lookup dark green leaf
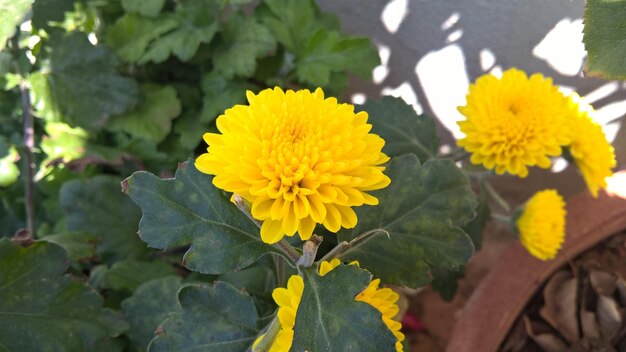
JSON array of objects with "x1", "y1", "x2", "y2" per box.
[
  {"x1": 296, "y1": 29, "x2": 379, "y2": 87},
  {"x1": 430, "y1": 266, "x2": 465, "y2": 302},
  {"x1": 60, "y1": 175, "x2": 148, "y2": 262},
  {"x1": 122, "y1": 160, "x2": 288, "y2": 274},
  {"x1": 108, "y1": 84, "x2": 182, "y2": 143},
  {"x1": 39, "y1": 231, "x2": 98, "y2": 261},
  {"x1": 583, "y1": 0, "x2": 626, "y2": 79},
  {"x1": 122, "y1": 0, "x2": 165, "y2": 18},
  {"x1": 463, "y1": 190, "x2": 490, "y2": 251},
  {"x1": 32, "y1": 0, "x2": 74, "y2": 30},
  {"x1": 0, "y1": 239, "x2": 128, "y2": 350},
  {"x1": 338, "y1": 154, "x2": 477, "y2": 287},
  {"x1": 259, "y1": 0, "x2": 322, "y2": 52},
  {"x1": 213, "y1": 15, "x2": 276, "y2": 77},
  {"x1": 200, "y1": 72, "x2": 252, "y2": 122},
  {"x1": 292, "y1": 265, "x2": 397, "y2": 351},
  {"x1": 100, "y1": 259, "x2": 178, "y2": 292},
  {"x1": 140, "y1": 1, "x2": 219, "y2": 63},
  {"x1": 121, "y1": 276, "x2": 185, "y2": 351},
  {"x1": 148, "y1": 282, "x2": 260, "y2": 351},
  {"x1": 357, "y1": 96, "x2": 439, "y2": 162},
  {"x1": 0, "y1": 0, "x2": 31, "y2": 51},
  {"x1": 30, "y1": 32, "x2": 139, "y2": 130},
  {"x1": 106, "y1": 14, "x2": 178, "y2": 63}
]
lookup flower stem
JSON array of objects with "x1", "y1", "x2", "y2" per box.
[
  {"x1": 482, "y1": 180, "x2": 510, "y2": 212},
  {"x1": 491, "y1": 213, "x2": 511, "y2": 224},
  {"x1": 318, "y1": 228, "x2": 389, "y2": 263},
  {"x1": 296, "y1": 235, "x2": 323, "y2": 267},
  {"x1": 232, "y1": 194, "x2": 301, "y2": 263},
  {"x1": 251, "y1": 315, "x2": 281, "y2": 352}
]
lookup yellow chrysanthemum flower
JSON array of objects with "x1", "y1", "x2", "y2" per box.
[
  {"x1": 565, "y1": 97, "x2": 616, "y2": 197},
  {"x1": 254, "y1": 275, "x2": 303, "y2": 352},
  {"x1": 320, "y1": 259, "x2": 405, "y2": 351},
  {"x1": 457, "y1": 68, "x2": 572, "y2": 177},
  {"x1": 195, "y1": 87, "x2": 391, "y2": 244},
  {"x1": 515, "y1": 189, "x2": 566, "y2": 260}
]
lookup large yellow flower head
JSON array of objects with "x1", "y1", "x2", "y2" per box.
[
  {"x1": 195, "y1": 87, "x2": 390, "y2": 244},
  {"x1": 565, "y1": 97, "x2": 616, "y2": 197},
  {"x1": 515, "y1": 189, "x2": 566, "y2": 261},
  {"x1": 457, "y1": 68, "x2": 572, "y2": 177},
  {"x1": 320, "y1": 259, "x2": 405, "y2": 351}
]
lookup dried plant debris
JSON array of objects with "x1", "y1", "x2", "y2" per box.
[{"x1": 501, "y1": 231, "x2": 626, "y2": 351}]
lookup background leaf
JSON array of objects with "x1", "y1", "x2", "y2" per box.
[
  {"x1": 148, "y1": 282, "x2": 260, "y2": 352},
  {"x1": 105, "y1": 14, "x2": 178, "y2": 63},
  {"x1": 213, "y1": 15, "x2": 276, "y2": 78},
  {"x1": 122, "y1": 160, "x2": 288, "y2": 274},
  {"x1": 121, "y1": 0, "x2": 165, "y2": 18},
  {"x1": 0, "y1": 0, "x2": 31, "y2": 50},
  {"x1": 291, "y1": 265, "x2": 397, "y2": 351},
  {"x1": 357, "y1": 96, "x2": 439, "y2": 162},
  {"x1": 30, "y1": 32, "x2": 139, "y2": 130},
  {"x1": 338, "y1": 154, "x2": 477, "y2": 288},
  {"x1": 121, "y1": 276, "x2": 185, "y2": 351},
  {"x1": 60, "y1": 175, "x2": 148, "y2": 262},
  {"x1": 99, "y1": 259, "x2": 178, "y2": 292},
  {"x1": 0, "y1": 239, "x2": 127, "y2": 350},
  {"x1": 39, "y1": 231, "x2": 98, "y2": 261},
  {"x1": 108, "y1": 84, "x2": 182, "y2": 143},
  {"x1": 583, "y1": 0, "x2": 626, "y2": 79},
  {"x1": 32, "y1": 0, "x2": 75, "y2": 30}
]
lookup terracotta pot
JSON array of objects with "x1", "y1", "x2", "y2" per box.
[{"x1": 446, "y1": 171, "x2": 626, "y2": 352}]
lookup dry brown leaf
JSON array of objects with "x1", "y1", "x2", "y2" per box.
[
  {"x1": 523, "y1": 315, "x2": 567, "y2": 352},
  {"x1": 590, "y1": 270, "x2": 617, "y2": 296},
  {"x1": 539, "y1": 271, "x2": 579, "y2": 343},
  {"x1": 597, "y1": 294, "x2": 623, "y2": 340}
]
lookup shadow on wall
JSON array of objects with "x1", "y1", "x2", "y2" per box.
[{"x1": 317, "y1": 0, "x2": 626, "y2": 179}]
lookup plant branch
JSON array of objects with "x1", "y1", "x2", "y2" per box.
[
  {"x1": 481, "y1": 180, "x2": 510, "y2": 212},
  {"x1": 318, "y1": 228, "x2": 390, "y2": 263}
]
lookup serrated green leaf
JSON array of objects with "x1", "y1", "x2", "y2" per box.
[
  {"x1": 108, "y1": 84, "x2": 181, "y2": 143},
  {"x1": 60, "y1": 175, "x2": 148, "y2": 262},
  {"x1": 338, "y1": 154, "x2": 477, "y2": 288},
  {"x1": 296, "y1": 29, "x2": 379, "y2": 87},
  {"x1": 122, "y1": 0, "x2": 165, "y2": 18},
  {"x1": 292, "y1": 265, "x2": 397, "y2": 351},
  {"x1": 106, "y1": 14, "x2": 178, "y2": 63},
  {"x1": 140, "y1": 1, "x2": 219, "y2": 63},
  {"x1": 357, "y1": 96, "x2": 439, "y2": 162},
  {"x1": 213, "y1": 15, "x2": 276, "y2": 78},
  {"x1": 259, "y1": 0, "x2": 321, "y2": 52},
  {"x1": 123, "y1": 160, "x2": 289, "y2": 274},
  {"x1": 121, "y1": 276, "x2": 185, "y2": 351},
  {"x1": 39, "y1": 231, "x2": 98, "y2": 261},
  {"x1": 148, "y1": 282, "x2": 260, "y2": 351},
  {"x1": 30, "y1": 32, "x2": 139, "y2": 130},
  {"x1": 0, "y1": 0, "x2": 31, "y2": 51},
  {"x1": 0, "y1": 239, "x2": 128, "y2": 350},
  {"x1": 32, "y1": 0, "x2": 74, "y2": 30},
  {"x1": 101, "y1": 259, "x2": 178, "y2": 292},
  {"x1": 583, "y1": 0, "x2": 626, "y2": 79}
]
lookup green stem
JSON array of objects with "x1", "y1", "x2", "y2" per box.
[
  {"x1": 251, "y1": 315, "x2": 281, "y2": 352},
  {"x1": 482, "y1": 180, "x2": 510, "y2": 212},
  {"x1": 491, "y1": 213, "x2": 511, "y2": 224},
  {"x1": 318, "y1": 228, "x2": 389, "y2": 263}
]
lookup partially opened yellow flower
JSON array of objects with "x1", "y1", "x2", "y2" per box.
[
  {"x1": 320, "y1": 259, "x2": 405, "y2": 351},
  {"x1": 457, "y1": 68, "x2": 572, "y2": 177},
  {"x1": 195, "y1": 87, "x2": 390, "y2": 244},
  {"x1": 565, "y1": 97, "x2": 616, "y2": 197},
  {"x1": 515, "y1": 189, "x2": 566, "y2": 260}
]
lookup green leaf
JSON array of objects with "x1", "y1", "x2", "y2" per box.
[
  {"x1": 0, "y1": 239, "x2": 128, "y2": 350},
  {"x1": 291, "y1": 265, "x2": 397, "y2": 351},
  {"x1": 101, "y1": 259, "x2": 178, "y2": 292},
  {"x1": 41, "y1": 121, "x2": 88, "y2": 163},
  {"x1": 583, "y1": 0, "x2": 626, "y2": 79},
  {"x1": 296, "y1": 29, "x2": 379, "y2": 87},
  {"x1": 430, "y1": 266, "x2": 465, "y2": 302},
  {"x1": 0, "y1": 0, "x2": 31, "y2": 51},
  {"x1": 122, "y1": 0, "x2": 165, "y2": 18},
  {"x1": 122, "y1": 160, "x2": 288, "y2": 275},
  {"x1": 357, "y1": 96, "x2": 439, "y2": 162},
  {"x1": 0, "y1": 144, "x2": 19, "y2": 187},
  {"x1": 338, "y1": 154, "x2": 477, "y2": 287},
  {"x1": 140, "y1": 1, "x2": 219, "y2": 63},
  {"x1": 199, "y1": 72, "x2": 252, "y2": 122},
  {"x1": 463, "y1": 190, "x2": 490, "y2": 251},
  {"x1": 259, "y1": 0, "x2": 322, "y2": 52},
  {"x1": 60, "y1": 175, "x2": 148, "y2": 262},
  {"x1": 108, "y1": 84, "x2": 182, "y2": 143},
  {"x1": 213, "y1": 15, "x2": 276, "y2": 77},
  {"x1": 39, "y1": 231, "x2": 98, "y2": 261},
  {"x1": 121, "y1": 276, "x2": 185, "y2": 351},
  {"x1": 32, "y1": 0, "x2": 74, "y2": 30},
  {"x1": 106, "y1": 14, "x2": 178, "y2": 63},
  {"x1": 30, "y1": 32, "x2": 139, "y2": 130},
  {"x1": 148, "y1": 282, "x2": 260, "y2": 351}
]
